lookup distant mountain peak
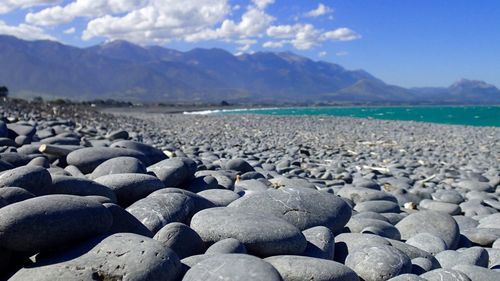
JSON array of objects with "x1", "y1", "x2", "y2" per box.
[{"x1": 450, "y1": 79, "x2": 497, "y2": 90}]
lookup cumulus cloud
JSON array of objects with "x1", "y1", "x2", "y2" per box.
[
  {"x1": 63, "y1": 27, "x2": 76, "y2": 34},
  {"x1": 0, "y1": 20, "x2": 54, "y2": 40},
  {"x1": 26, "y1": 0, "x2": 142, "y2": 26},
  {"x1": 252, "y1": 0, "x2": 274, "y2": 10},
  {"x1": 305, "y1": 3, "x2": 333, "y2": 17},
  {"x1": 336, "y1": 51, "x2": 349, "y2": 56},
  {"x1": 0, "y1": 0, "x2": 60, "y2": 14},
  {"x1": 318, "y1": 51, "x2": 327, "y2": 57},
  {"x1": 266, "y1": 24, "x2": 359, "y2": 50}
]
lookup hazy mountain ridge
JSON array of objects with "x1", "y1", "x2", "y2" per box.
[{"x1": 0, "y1": 35, "x2": 499, "y2": 104}]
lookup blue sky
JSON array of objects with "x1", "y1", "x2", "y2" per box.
[{"x1": 0, "y1": 0, "x2": 499, "y2": 88}]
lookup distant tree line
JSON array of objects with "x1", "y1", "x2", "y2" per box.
[{"x1": 0, "y1": 86, "x2": 8, "y2": 97}]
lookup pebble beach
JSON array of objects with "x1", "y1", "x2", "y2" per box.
[{"x1": 0, "y1": 99, "x2": 499, "y2": 281}]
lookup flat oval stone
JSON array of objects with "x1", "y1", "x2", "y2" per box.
[
  {"x1": 419, "y1": 199, "x2": 461, "y2": 215},
  {"x1": 346, "y1": 217, "x2": 401, "y2": 240},
  {"x1": 95, "y1": 173, "x2": 164, "y2": 207},
  {"x1": 126, "y1": 192, "x2": 194, "y2": 233},
  {"x1": 47, "y1": 175, "x2": 117, "y2": 203},
  {"x1": 478, "y1": 213, "x2": 500, "y2": 229},
  {"x1": 229, "y1": 187, "x2": 351, "y2": 232},
  {"x1": 396, "y1": 210, "x2": 460, "y2": 249},
  {"x1": 432, "y1": 189, "x2": 464, "y2": 204},
  {"x1": 89, "y1": 156, "x2": 147, "y2": 179},
  {"x1": 345, "y1": 245, "x2": 412, "y2": 281},
  {"x1": 452, "y1": 264, "x2": 500, "y2": 281},
  {"x1": 338, "y1": 186, "x2": 398, "y2": 204},
  {"x1": 0, "y1": 195, "x2": 112, "y2": 253},
  {"x1": 183, "y1": 254, "x2": 282, "y2": 281},
  {"x1": 190, "y1": 207, "x2": 307, "y2": 257},
  {"x1": 225, "y1": 158, "x2": 255, "y2": 173},
  {"x1": 387, "y1": 274, "x2": 427, "y2": 281},
  {"x1": 265, "y1": 255, "x2": 360, "y2": 281},
  {"x1": 205, "y1": 238, "x2": 247, "y2": 254},
  {"x1": 406, "y1": 233, "x2": 447, "y2": 255},
  {"x1": 354, "y1": 200, "x2": 400, "y2": 213},
  {"x1": 0, "y1": 186, "x2": 35, "y2": 204},
  {"x1": 421, "y1": 268, "x2": 471, "y2": 281},
  {"x1": 110, "y1": 140, "x2": 167, "y2": 165},
  {"x1": 66, "y1": 147, "x2": 148, "y2": 174},
  {"x1": 9, "y1": 233, "x2": 181, "y2": 281},
  {"x1": 147, "y1": 157, "x2": 196, "y2": 187},
  {"x1": 456, "y1": 180, "x2": 494, "y2": 192},
  {"x1": 0, "y1": 165, "x2": 51, "y2": 195},
  {"x1": 153, "y1": 222, "x2": 205, "y2": 259},
  {"x1": 197, "y1": 189, "x2": 240, "y2": 207},
  {"x1": 334, "y1": 233, "x2": 391, "y2": 263}
]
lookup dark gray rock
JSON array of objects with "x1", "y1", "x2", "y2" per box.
[
  {"x1": 435, "y1": 247, "x2": 489, "y2": 269},
  {"x1": 345, "y1": 245, "x2": 412, "y2": 281},
  {"x1": 411, "y1": 257, "x2": 438, "y2": 275},
  {"x1": 265, "y1": 255, "x2": 360, "y2": 281},
  {"x1": 229, "y1": 187, "x2": 351, "y2": 232},
  {"x1": 27, "y1": 156, "x2": 50, "y2": 168},
  {"x1": 185, "y1": 175, "x2": 218, "y2": 193},
  {"x1": 9, "y1": 233, "x2": 181, "y2": 281},
  {"x1": 302, "y1": 226, "x2": 335, "y2": 260},
  {"x1": 456, "y1": 180, "x2": 494, "y2": 192},
  {"x1": 190, "y1": 207, "x2": 307, "y2": 257},
  {"x1": 197, "y1": 189, "x2": 240, "y2": 207},
  {"x1": 103, "y1": 203, "x2": 153, "y2": 237},
  {"x1": 452, "y1": 264, "x2": 500, "y2": 280},
  {"x1": 66, "y1": 147, "x2": 148, "y2": 174},
  {"x1": 7, "y1": 123, "x2": 35, "y2": 139},
  {"x1": 95, "y1": 173, "x2": 164, "y2": 207},
  {"x1": 387, "y1": 274, "x2": 427, "y2": 281},
  {"x1": 419, "y1": 199, "x2": 461, "y2": 215},
  {"x1": 421, "y1": 268, "x2": 472, "y2": 281},
  {"x1": 110, "y1": 140, "x2": 167, "y2": 165},
  {"x1": 334, "y1": 233, "x2": 391, "y2": 263},
  {"x1": 0, "y1": 186, "x2": 35, "y2": 204},
  {"x1": 47, "y1": 175, "x2": 117, "y2": 203},
  {"x1": 354, "y1": 200, "x2": 400, "y2": 213},
  {"x1": 0, "y1": 195, "x2": 113, "y2": 253},
  {"x1": 0, "y1": 152, "x2": 34, "y2": 167},
  {"x1": 225, "y1": 158, "x2": 255, "y2": 173},
  {"x1": 338, "y1": 186, "x2": 398, "y2": 204},
  {"x1": 126, "y1": 192, "x2": 194, "y2": 233},
  {"x1": 461, "y1": 228, "x2": 500, "y2": 246},
  {"x1": 0, "y1": 165, "x2": 51, "y2": 195},
  {"x1": 205, "y1": 238, "x2": 247, "y2": 254},
  {"x1": 396, "y1": 210, "x2": 460, "y2": 249},
  {"x1": 406, "y1": 233, "x2": 448, "y2": 255},
  {"x1": 89, "y1": 156, "x2": 147, "y2": 179},
  {"x1": 346, "y1": 217, "x2": 401, "y2": 240},
  {"x1": 147, "y1": 157, "x2": 196, "y2": 187},
  {"x1": 153, "y1": 222, "x2": 205, "y2": 259},
  {"x1": 106, "y1": 129, "x2": 129, "y2": 140},
  {"x1": 182, "y1": 254, "x2": 282, "y2": 281}
]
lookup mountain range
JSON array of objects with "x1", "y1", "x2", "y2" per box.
[{"x1": 0, "y1": 35, "x2": 499, "y2": 104}]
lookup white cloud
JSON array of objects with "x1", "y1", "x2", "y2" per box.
[
  {"x1": 0, "y1": 20, "x2": 54, "y2": 40},
  {"x1": 321, "y1": 27, "x2": 361, "y2": 41},
  {"x1": 252, "y1": 0, "x2": 274, "y2": 10},
  {"x1": 318, "y1": 51, "x2": 327, "y2": 57},
  {"x1": 26, "y1": 0, "x2": 142, "y2": 26},
  {"x1": 262, "y1": 40, "x2": 285, "y2": 48},
  {"x1": 336, "y1": 51, "x2": 349, "y2": 56},
  {"x1": 63, "y1": 27, "x2": 76, "y2": 34},
  {"x1": 0, "y1": 0, "x2": 60, "y2": 14},
  {"x1": 306, "y1": 3, "x2": 333, "y2": 17}
]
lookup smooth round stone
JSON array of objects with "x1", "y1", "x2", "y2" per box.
[
  {"x1": 150, "y1": 188, "x2": 215, "y2": 216},
  {"x1": 66, "y1": 147, "x2": 148, "y2": 174},
  {"x1": 195, "y1": 170, "x2": 234, "y2": 190},
  {"x1": 0, "y1": 195, "x2": 112, "y2": 253},
  {"x1": 354, "y1": 200, "x2": 400, "y2": 213},
  {"x1": 153, "y1": 222, "x2": 205, "y2": 259},
  {"x1": 353, "y1": 211, "x2": 391, "y2": 222},
  {"x1": 183, "y1": 254, "x2": 281, "y2": 281},
  {"x1": 432, "y1": 189, "x2": 464, "y2": 204},
  {"x1": 419, "y1": 199, "x2": 461, "y2": 215},
  {"x1": 95, "y1": 173, "x2": 164, "y2": 207},
  {"x1": 126, "y1": 192, "x2": 194, "y2": 233},
  {"x1": 205, "y1": 238, "x2": 247, "y2": 254},
  {"x1": 9, "y1": 233, "x2": 181, "y2": 281},
  {"x1": 478, "y1": 213, "x2": 500, "y2": 229},
  {"x1": 346, "y1": 217, "x2": 401, "y2": 240},
  {"x1": 387, "y1": 274, "x2": 427, "y2": 281},
  {"x1": 386, "y1": 239, "x2": 438, "y2": 262},
  {"x1": 338, "y1": 186, "x2": 398, "y2": 204},
  {"x1": 345, "y1": 245, "x2": 412, "y2": 281},
  {"x1": 106, "y1": 129, "x2": 129, "y2": 140},
  {"x1": 197, "y1": 189, "x2": 240, "y2": 207},
  {"x1": 435, "y1": 247, "x2": 489, "y2": 269},
  {"x1": 461, "y1": 228, "x2": 500, "y2": 246},
  {"x1": 27, "y1": 156, "x2": 50, "y2": 168},
  {"x1": 265, "y1": 255, "x2": 360, "y2": 281},
  {"x1": 47, "y1": 175, "x2": 117, "y2": 203},
  {"x1": 0, "y1": 152, "x2": 34, "y2": 167},
  {"x1": 234, "y1": 179, "x2": 269, "y2": 195},
  {"x1": 185, "y1": 175, "x2": 218, "y2": 193},
  {"x1": 103, "y1": 203, "x2": 153, "y2": 238},
  {"x1": 396, "y1": 210, "x2": 460, "y2": 249},
  {"x1": 0, "y1": 186, "x2": 35, "y2": 204},
  {"x1": 269, "y1": 177, "x2": 317, "y2": 190},
  {"x1": 334, "y1": 233, "x2": 391, "y2": 263},
  {"x1": 7, "y1": 123, "x2": 35, "y2": 138},
  {"x1": 456, "y1": 180, "x2": 494, "y2": 192},
  {"x1": 406, "y1": 233, "x2": 447, "y2": 255},
  {"x1": 147, "y1": 157, "x2": 196, "y2": 187},
  {"x1": 493, "y1": 238, "x2": 500, "y2": 249},
  {"x1": 0, "y1": 165, "x2": 51, "y2": 195},
  {"x1": 110, "y1": 140, "x2": 167, "y2": 165},
  {"x1": 302, "y1": 226, "x2": 335, "y2": 260},
  {"x1": 453, "y1": 215, "x2": 479, "y2": 231},
  {"x1": 229, "y1": 187, "x2": 352, "y2": 232},
  {"x1": 452, "y1": 264, "x2": 500, "y2": 281},
  {"x1": 411, "y1": 257, "x2": 438, "y2": 275},
  {"x1": 382, "y1": 213, "x2": 408, "y2": 225},
  {"x1": 486, "y1": 248, "x2": 500, "y2": 269},
  {"x1": 89, "y1": 156, "x2": 146, "y2": 179},
  {"x1": 190, "y1": 207, "x2": 307, "y2": 257},
  {"x1": 225, "y1": 158, "x2": 255, "y2": 173},
  {"x1": 421, "y1": 268, "x2": 472, "y2": 281}
]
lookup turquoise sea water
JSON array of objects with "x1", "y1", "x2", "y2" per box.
[{"x1": 218, "y1": 106, "x2": 500, "y2": 127}]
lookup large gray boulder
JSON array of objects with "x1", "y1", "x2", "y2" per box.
[
  {"x1": 66, "y1": 147, "x2": 148, "y2": 174},
  {"x1": 0, "y1": 165, "x2": 51, "y2": 195}
]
